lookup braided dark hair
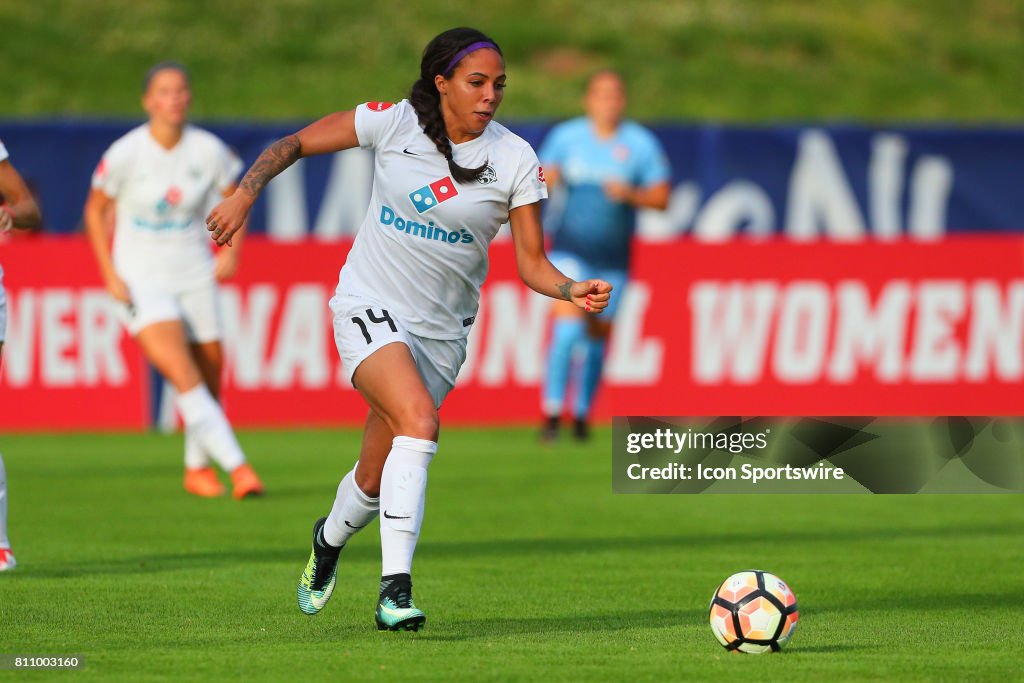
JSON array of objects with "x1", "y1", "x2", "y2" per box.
[{"x1": 409, "y1": 28, "x2": 502, "y2": 184}]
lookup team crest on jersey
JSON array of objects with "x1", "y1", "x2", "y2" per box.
[
  {"x1": 409, "y1": 176, "x2": 459, "y2": 214},
  {"x1": 366, "y1": 101, "x2": 395, "y2": 112},
  {"x1": 156, "y1": 186, "x2": 183, "y2": 214},
  {"x1": 476, "y1": 164, "x2": 497, "y2": 185}
]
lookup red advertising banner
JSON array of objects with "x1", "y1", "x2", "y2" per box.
[
  {"x1": 622, "y1": 237, "x2": 1024, "y2": 416},
  {"x1": 0, "y1": 236, "x2": 148, "y2": 429},
  {"x1": 1, "y1": 236, "x2": 1022, "y2": 431}
]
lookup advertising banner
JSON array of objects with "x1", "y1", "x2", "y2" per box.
[
  {"x1": 2, "y1": 236, "x2": 1020, "y2": 430},
  {"x1": 2, "y1": 121, "x2": 1022, "y2": 241}
]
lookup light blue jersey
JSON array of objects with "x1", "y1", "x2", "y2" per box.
[{"x1": 539, "y1": 117, "x2": 670, "y2": 271}]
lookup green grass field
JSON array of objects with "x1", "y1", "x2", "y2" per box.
[
  {"x1": 1, "y1": 428, "x2": 1023, "y2": 681},
  {"x1": 1, "y1": 0, "x2": 1022, "y2": 121}
]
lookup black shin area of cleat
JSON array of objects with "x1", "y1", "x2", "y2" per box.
[
  {"x1": 309, "y1": 518, "x2": 342, "y2": 589},
  {"x1": 379, "y1": 573, "x2": 412, "y2": 599},
  {"x1": 313, "y1": 517, "x2": 343, "y2": 553}
]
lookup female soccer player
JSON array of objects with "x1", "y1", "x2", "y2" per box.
[
  {"x1": 84, "y1": 63, "x2": 263, "y2": 499},
  {"x1": 538, "y1": 70, "x2": 671, "y2": 441},
  {"x1": 0, "y1": 137, "x2": 43, "y2": 571},
  {"x1": 206, "y1": 27, "x2": 612, "y2": 631}
]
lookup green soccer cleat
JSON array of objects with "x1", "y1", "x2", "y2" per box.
[
  {"x1": 296, "y1": 517, "x2": 342, "y2": 615},
  {"x1": 375, "y1": 573, "x2": 426, "y2": 631}
]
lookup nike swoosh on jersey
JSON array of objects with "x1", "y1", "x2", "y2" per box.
[{"x1": 402, "y1": 148, "x2": 421, "y2": 156}]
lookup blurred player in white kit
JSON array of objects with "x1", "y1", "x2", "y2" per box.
[
  {"x1": 84, "y1": 63, "x2": 264, "y2": 500},
  {"x1": 0, "y1": 137, "x2": 43, "y2": 570}
]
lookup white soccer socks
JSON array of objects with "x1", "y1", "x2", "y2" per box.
[
  {"x1": 323, "y1": 468, "x2": 380, "y2": 547},
  {"x1": 0, "y1": 454, "x2": 9, "y2": 548},
  {"x1": 184, "y1": 433, "x2": 211, "y2": 469},
  {"x1": 379, "y1": 436, "x2": 437, "y2": 577},
  {"x1": 175, "y1": 383, "x2": 246, "y2": 473}
]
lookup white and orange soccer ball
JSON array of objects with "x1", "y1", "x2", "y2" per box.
[{"x1": 709, "y1": 570, "x2": 799, "y2": 653}]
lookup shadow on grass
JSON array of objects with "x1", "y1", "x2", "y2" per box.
[
  {"x1": 14, "y1": 519, "x2": 1019, "y2": 582},
  {"x1": 787, "y1": 644, "x2": 869, "y2": 654},
  {"x1": 415, "y1": 608, "x2": 706, "y2": 641}
]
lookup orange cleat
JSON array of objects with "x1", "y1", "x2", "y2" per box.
[
  {"x1": 230, "y1": 464, "x2": 265, "y2": 500},
  {"x1": 184, "y1": 467, "x2": 226, "y2": 498},
  {"x1": 0, "y1": 547, "x2": 16, "y2": 571}
]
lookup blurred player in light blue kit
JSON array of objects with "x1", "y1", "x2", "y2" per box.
[
  {"x1": 538, "y1": 70, "x2": 671, "y2": 441},
  {"x1": 0, "y1": 138, "x2": 43, "y2": 571}
]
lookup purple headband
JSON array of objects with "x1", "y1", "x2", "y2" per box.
[{"x1": 444, "y1": 41, "x2": 498, "y2": 76}]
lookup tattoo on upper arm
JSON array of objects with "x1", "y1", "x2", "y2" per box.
[
  {"x1": 239, "y1": 135, "x2": 302, "y2": 197},
  {"x1": 557, "y1": 280, "x2": 574, "y2": 301}
]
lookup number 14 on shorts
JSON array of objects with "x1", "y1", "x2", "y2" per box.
[{"x1": 351, "y1": 308, "x2": 398, "y2": 344}]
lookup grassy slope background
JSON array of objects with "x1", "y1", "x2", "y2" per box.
[{"x1": 1, "y1": 0, "x2": 1022, "y2": 122}]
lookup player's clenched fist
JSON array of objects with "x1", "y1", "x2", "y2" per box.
[{"x1": 571, "y1": 279, "x2": 613, "y2": 314}]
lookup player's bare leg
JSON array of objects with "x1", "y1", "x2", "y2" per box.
[
  {"x1": 359, "y1": 343, "x2": 437, "y2": 630},
  {"x1": 0, "y1": 342, "x2": 11, "y2": 570},
  {"x1": 136, "y1": 322, "x2": 260, "y2": 498},
  {"x1": 298, "y1": 411, "x2": 389, "y2": 615},
  {"x1": 298, "y1": 344, "x2": 434, "y2": 629},
  {"x1": 0, "y1": 449, "x2": 13, "y2": 572}
]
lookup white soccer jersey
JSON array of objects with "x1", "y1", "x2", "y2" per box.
[
  {"x1": 92, "y1": 125, "x2": 242, "y2": 288},
  {"x1": 340, "y1": 100, "x2": 548, "y2": 339}
]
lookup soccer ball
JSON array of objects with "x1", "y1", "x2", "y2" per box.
[{"x1": 709, "y1": 570, "x2": 799, "y2": 653}]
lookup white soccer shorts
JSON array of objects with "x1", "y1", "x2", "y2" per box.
[
  {"x1": 117, "y1": 280, "x2": 223, "y2": 342},
  {"x1": 330, "y1": 292, "x2": 467, "y2": 409}
]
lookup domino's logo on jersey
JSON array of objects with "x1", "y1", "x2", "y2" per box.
[
  {"x1": 379, "y1": 205, "x2": 475, "y2": 246},
  {"x1": 409, "y1": 177, "x2": 459, "y2": 214}
]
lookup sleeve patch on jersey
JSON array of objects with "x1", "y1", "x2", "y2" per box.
[
  {"x1": 538, "y1": 165, "x2": 546, "y2": 184},
  {"x1": 94, "y1": 158, "x2": 107, "y2": 180},
  {"x1": 366, "y1": 101, "x2": 395, "y2": 112}
]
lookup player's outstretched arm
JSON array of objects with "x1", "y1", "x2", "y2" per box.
[
  {"x1": 508, "y1": 202, "x2": 612, "y2": 314},
  {"x1": 0, "y1": 159, "x2": 41, "y2": 231},
  {"x1": 206, "y1": 109, "x2": 359, "y2": 246},
  {"x1": 83, "y1": 188, "x2": 129, "y2": 303},
  {"x1": 603, "y1": 179, "x2": 671, "y2": 210}
]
